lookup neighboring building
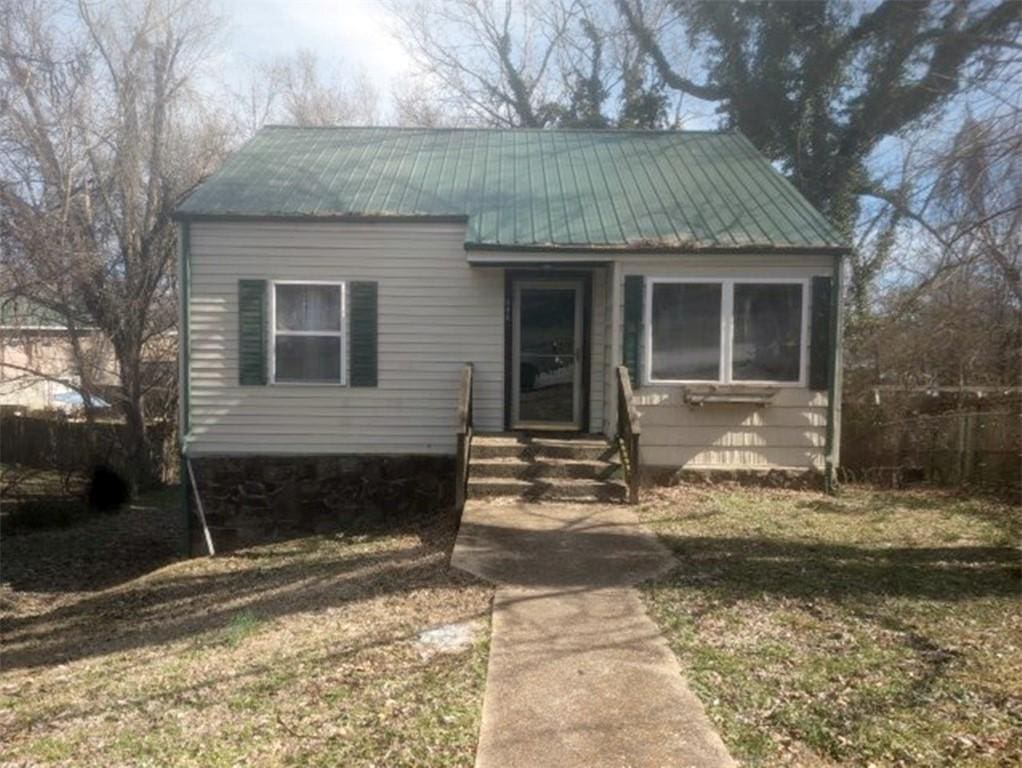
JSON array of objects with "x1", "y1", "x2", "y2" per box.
[
  {"x1": 0, "y1": 296, "x2": 174, "y2": 415},
  {"x1": 175, "y1": 127, "x2": 846, "y2": 544},
  {"x1": 0, "y1": 296, "x2": 114, "y2": 412}
]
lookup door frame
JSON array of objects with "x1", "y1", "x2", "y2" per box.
[{"x1": 504, "y1": 270, "x2": 592, "y2": 432}]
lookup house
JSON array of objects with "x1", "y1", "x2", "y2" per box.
[
  {"x1": 0, "y1": 295, "x2": 175, "y2": 416},
  {"x1": 0, "y1": 296, "x2": 115, "y2": 413},
  {"x1": 174, "y1": 127, "x2": 846, "y2": 544}
]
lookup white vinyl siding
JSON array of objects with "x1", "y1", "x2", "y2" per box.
[
  {"x1": 185, "y1": 224, "x2": 830, "y2": 465},
  {"x1": 186, "y1": 221, "x2": 505, "y2": 455},
  {"x1": 617, "y1": 255, "x2": 833, "y2": 471}
]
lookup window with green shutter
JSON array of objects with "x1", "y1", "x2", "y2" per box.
[{"x1": 249, "y1": 280, "x2": 379, "y2": 387}]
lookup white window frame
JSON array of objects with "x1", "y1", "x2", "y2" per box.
[
  {"x1": 269, "y1": 280, "x2": 347, "y2": 386},
  {"x1": 644, "y1": 277, "x2": 809, "y2": 388}
]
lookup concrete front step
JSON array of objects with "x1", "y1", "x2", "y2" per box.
[
  {"x1": 468, "y1": 477, "x2": 628, "y2": 502},
  {"x1": 470, "y1": 457, "x2": 622, "y2": 480},
  {"x1": 471, "y1": 434, "x2": 616, "y2": 461}
]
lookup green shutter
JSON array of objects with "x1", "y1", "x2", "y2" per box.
[
  {"x1": 809, "y1": 276, "x2": 832, "y2": 391},
  {"x1": 622, "y1": 275, "x2": 644, "y2": 387},
  {"x1": 238, "y1": 279, "x2": 267, "y2": 385},
  {"x1": 349, "y1": 281, "x2": 378, "y2": 387}
]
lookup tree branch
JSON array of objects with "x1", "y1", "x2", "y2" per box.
[{"x1": 614, "y1": 0, "x2": 724, "y2": 102}]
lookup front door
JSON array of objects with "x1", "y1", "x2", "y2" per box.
[{"x1": 512, "y1": 281, "x2": 583, "y2": 430}]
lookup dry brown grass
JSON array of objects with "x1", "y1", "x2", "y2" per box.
[
  {"x1": 0, "y1": 501, "x2": 492, "y2": 767},
  {"x1": 640, "y1": 484, "x2": 1021, "y2": 767}
]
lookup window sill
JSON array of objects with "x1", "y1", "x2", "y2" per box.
[{"x1": 681, "y1": 384, "x2": 780, "y2": 407}]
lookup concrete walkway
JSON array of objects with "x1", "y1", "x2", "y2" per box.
[{"x1": 453, "y1": 501, "x2": 735, "y2": 768}]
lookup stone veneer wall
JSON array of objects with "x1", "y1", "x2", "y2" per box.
[
  {"x1": 186, "y1": 454, "x2": 455, "y2": 553},
  {"x1": 643, "y1": 466, "x2": 826, "y2": 492}
]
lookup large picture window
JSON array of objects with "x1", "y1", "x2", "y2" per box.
[
  {"x1": 650, "y1": 282, "x2": 722, "y2": 381},
  {"x1": 646, "y1": 278, "x2": 807, "y2": 386},
  {"x1": 271, "y1": 282, "x2": 345, "y2": 383}
]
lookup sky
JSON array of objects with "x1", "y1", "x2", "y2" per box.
[{"x1": 215, "y1": 0, "x2": 412, "y2": 118}]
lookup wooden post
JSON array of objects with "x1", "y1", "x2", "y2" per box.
[
  {"x1": 454, "y1": 363, "x2": 474, "y2": 514},
  {"x1": 616, "y1": 365, "x2": 642, "y2": 505},
  {"x1": 454, "y1": 432, "x2": 467, "y2": 512}
]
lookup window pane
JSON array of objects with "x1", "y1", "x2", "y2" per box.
[
  {"x1": 276, "y1": 284, "x2": 341, "y2": 331},
  {"x1": 732, "y1": 283, "x2": 802, "y2": 382},
  {"x1": 275, "y1": 336, "x2": 341, "y2": 382},
  {"x1": 520, "y1": 288, "x2": 575, "y2": 354},
  {"x1": 651, "y1": 283, "x2": 722, "y2": 381}
]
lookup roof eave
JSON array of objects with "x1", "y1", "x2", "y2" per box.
[
  {"x1": 171, "y1": 212, "x2": 472, "y2": 224},
  {"x1": 463, "y1": 241, "x2": 852, "y2": 256}
]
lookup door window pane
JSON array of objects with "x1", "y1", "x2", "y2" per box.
[
  {"x1": 517, "y1": 286, "x2": 577, "y2": 424},
  {"x1": 519, "y1": 353, "x2": 575, "y2": 423},
  {"x1": 732, "y1": 283, "x2": 802, "y2": 382},
  {"x1": 276, "y1": 284, "x2": 341, "y2": 331},
  {"x1": 275, "y1": 336, "x2": 341, "y2": 382},
  {"x1": 650, "y1": 283, "x2": 722, "y2": 381},
  {"x1": 520, "y1": 288, "x2": 575, "y2": 354}
]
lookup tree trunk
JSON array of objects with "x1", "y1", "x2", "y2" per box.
[{"x1": 114, "y1": 340, "x2": 158, "y2": 491}]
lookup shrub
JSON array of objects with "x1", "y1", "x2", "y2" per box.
[{"x1": 87, "y1": 465, "x2": 130, "y2": 512}]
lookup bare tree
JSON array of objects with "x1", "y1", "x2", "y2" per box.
[
  {"x1": 224, "y1": 48, "x2": 381, "y2": 138},
  {"x1": 392, "y1": 80, "x2": 459, "y2": 128},
  {"x1": 385, "y1": 0, "x2": 677, "y2": 128},
  {"x1": 0, "y1": 0, "x2": 225, "y2": 488},
  {"x1": 618, "y1": 0, "x2": 1022, "y2": 321},
  {"x1": 384, "y1": 0, "x2": 587, "y2": 126},
  {"x1": 861, "y1": 114, "x2": 1021, "y2": 382}
]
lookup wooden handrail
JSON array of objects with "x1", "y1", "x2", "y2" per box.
[
  {"x1": 616, "y1": 365, "x2": 641, "y2": 504},
  {"x1": 454, "y1": 363, "x2": 474, "y2": 512}
]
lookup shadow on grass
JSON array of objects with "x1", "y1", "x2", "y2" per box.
[
  {"x1": 1, "y1": 515, "x2": 471, "y2": 671},
  {"x1": 655, "y1": 534, "x2": 1021, "y2": 602},
  {"x1": 1, "y1": 491, "x2": 186, "y2": 594}
]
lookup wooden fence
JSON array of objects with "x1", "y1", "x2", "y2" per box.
[
  {"x1": 0, "y1": 413, "x2": 175, "y2": 485},
  {"x1": 842, "y1": 399, "x2": 1020, "y2": 491}
]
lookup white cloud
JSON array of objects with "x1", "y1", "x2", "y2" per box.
[
  {"x1": 217, "y1": 0, "x2": 413, "y2": 115},
  {"x1": 282, "y1": 0, "x2": 412, "y2": 83}
]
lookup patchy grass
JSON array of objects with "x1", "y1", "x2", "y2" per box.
[
  {"x1": 639, "y1": 485, "x2": 1021, "y2": 767},
  {"x1": 0, "y1": 506, "x2": 492, "y2": 767}
]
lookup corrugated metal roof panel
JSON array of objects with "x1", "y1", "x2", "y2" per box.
[{"x1": 176, "y1": 126, "x2": 847, "y2": 252}]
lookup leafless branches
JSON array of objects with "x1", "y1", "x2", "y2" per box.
[{"x1": 0, "y1": 0, "x2": 223, "y2": 486}]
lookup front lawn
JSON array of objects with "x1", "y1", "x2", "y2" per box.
[
  {"x1": 640, "y1": 485, "x2": 1021, "y2": 767},
  {"x1": 0, "y1": 496, "x2": 491, "y2": 767}
]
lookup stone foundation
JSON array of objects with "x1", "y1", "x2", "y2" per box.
[
  {"x1": 644, "y1": 466, "x2": 826, "y2": 492},
  {"x1": 186, "y1": 454, "x2": 455, "y2": 553}
]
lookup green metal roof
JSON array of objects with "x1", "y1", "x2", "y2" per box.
[{"x1": 176, "y1": 126, "x2": 847, "y2": 253}]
